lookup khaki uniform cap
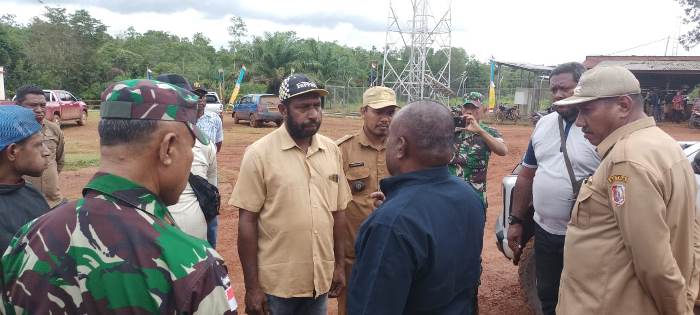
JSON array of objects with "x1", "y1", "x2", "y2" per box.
[
  {"x1": 363, "y1": 87, "x2": 397, "y2": 109},
  {"x1": 554, "y1": 66, "x2": 641, "y2": 106}
]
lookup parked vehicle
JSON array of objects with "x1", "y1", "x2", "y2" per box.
[
  {"x1": 232, "y1": 94, "x2": 283, "y2": 128},
  {"x1": 43, "y1": 90, "x2": 87, "y2": 127},
  {"x1": 494, "y1": 141, "x2": 700, "y2": 315},
  {"x1": 689, "y1": 102, "x2": 700, "y2": 129},
  {"x1": 495, "y1": 104, "x2": 520, "y2": 123},
  {"x1": 530, "y1": 106, "x2": 553, "y2": 126},
  {"x1": 1, "y1": 90, "x2": 87, "y2": 127},
  {"x1": 205, "y1": 92, "x2": 224, "y2": 120}
]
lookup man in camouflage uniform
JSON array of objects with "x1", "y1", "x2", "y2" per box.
[
  {"x1": 1, "y1": 79, "x2": 238, "y2": 314},
  {"x1": 448, "y1": 92, "x2": 508, "y2": 208},
  {"x1": 14, "y1": 85, "x2": 66, "y2": 208},
  {"x1": 335, "y1": 86, "x2": 398, "y2": 315}
]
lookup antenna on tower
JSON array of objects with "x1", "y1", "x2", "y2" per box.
[{"x1": 381, "y1": 0, "x2": 453, "y2": 104}]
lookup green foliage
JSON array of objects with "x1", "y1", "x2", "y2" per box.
[{"x1": 677, "y1": 0, "x2": 700, "y2": 48}]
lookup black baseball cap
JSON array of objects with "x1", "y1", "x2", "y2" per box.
[
  {"x1": 156, "y1": 73, "x2": 207, "y2": 98},
  {"x1": 278, "y1": 74, "x2": 328, "y2": 101}
]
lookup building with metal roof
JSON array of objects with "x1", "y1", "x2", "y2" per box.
[{"x1": 583, "y1": 56, "x2": 700, "y2": 91}]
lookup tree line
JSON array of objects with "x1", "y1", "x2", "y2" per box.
[{"x1": 0, "y1": 7, "x2": 498, "y2": 101}]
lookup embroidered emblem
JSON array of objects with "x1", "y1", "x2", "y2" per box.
[
  {"x1": 611, "y1": 183, "x2": 626, "y2": 206},
  {"x1": 221, "y1": 275, "x2": 238, "y2": 312},
  {"x1": 329, "y1": 174, "x2": 339, "y2": 183},
  {"x1": 349, "y1": 162, "x2": 365, "y2": 168},
  {"x1": 607, "y1": 175, "x2": 629, "y2": 183}
]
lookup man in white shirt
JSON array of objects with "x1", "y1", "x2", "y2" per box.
[
  {"x1": 168, "y1": 139, "x2": 218, "y2": 240},
  {"x1": 507, "y1": 62, "x2": 600, "y2": 315}
]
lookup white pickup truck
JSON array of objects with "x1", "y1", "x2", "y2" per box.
[{"x1": 495, "y1": 141, "x2": 700, "y2": 315}]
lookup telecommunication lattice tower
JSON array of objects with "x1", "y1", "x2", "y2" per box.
[{"x1": 381, "y1": 0, "x2": 453, "y2": 104}]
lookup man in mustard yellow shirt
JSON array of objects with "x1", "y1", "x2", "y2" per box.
[
  {"x1": 230, "y1": 74, "x2": 352, "y2": 315},
  {"x1": 554, "y1": 66, "x2": 699, "y2": 315}
]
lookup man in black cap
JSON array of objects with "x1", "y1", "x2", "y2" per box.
[
  {"x1": 157, "y1": 74, "x2": 223, "y2": 248},
  {"x1": 230, "y1": 74, "x2": 352, "y2": 315}
]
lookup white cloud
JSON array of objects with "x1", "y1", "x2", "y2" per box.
[{"x1": 2, "y1": 0, "x2": 700, "y2": 65}]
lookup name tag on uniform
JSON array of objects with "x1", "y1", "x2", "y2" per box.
[{"x1": 349, "y1": 162, "x2": 364, "y2": 168}]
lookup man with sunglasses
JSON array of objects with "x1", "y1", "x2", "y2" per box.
[{"x1": 335, "y1": 86, "x2": 399, "y2": 315}]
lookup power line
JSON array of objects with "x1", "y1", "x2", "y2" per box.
[{"x1": 606, "y1": 37, "x2": 668, "y2": 56}]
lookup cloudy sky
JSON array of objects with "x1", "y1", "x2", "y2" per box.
[{"x1": 2, "y1": 0, "x2": 700, "y2": 65}]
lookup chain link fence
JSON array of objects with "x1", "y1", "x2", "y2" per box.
[{"x1": 322, "y1": 85, "x2": 553, "y2": 117}]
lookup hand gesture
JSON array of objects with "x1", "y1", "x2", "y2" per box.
[
  {"x1": 328, "y1": 264, "x2": 346, "y2": 298},
  {"x1": 370, "y1": 191, "x2": 386, "y2": 208},
  {"x1": 463, "y1": 114, "x2": 483, "y2": 134},
  {"x1": 507, "y1": 224, "x2": 524, "y2": 265},
  {"x1": 244, "y1": 286, "x2": 269, "y2": 315}
]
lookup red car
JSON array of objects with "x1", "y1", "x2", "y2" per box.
[
  {"x1": 42, "y1": 90, "x2": 88, "y2": 127},
  {"x1": 1, "y1": 90, "x2": 88, "y2": 127}
]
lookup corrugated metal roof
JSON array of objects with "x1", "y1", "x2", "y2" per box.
[
  {"x1": 493, "y1": 61, "x2": 554, "y2": 73},
  {"x1": 594, "y1": 60, "x2": 700, "y2": 72}
]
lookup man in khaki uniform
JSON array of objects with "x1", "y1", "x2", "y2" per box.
[
  {"x1": 335, "y1": 86, "x2": 398, "y2": 314},
  {"x1": 230, "y1": 74, "x2": 352, "y2": 315},
  {"x1": 554, "y1": 66, "x2": 700, "y2": 315},
  {"x1": 15, "y1": 85, "x2": 65, "y2": 208}
]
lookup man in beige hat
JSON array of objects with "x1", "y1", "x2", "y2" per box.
[
  {"x1": 335, "y1": 86, "x2": 399, "y2": 315},
  {"x1": 554, "y1": 66, "x2": 699, "y2": 314}
]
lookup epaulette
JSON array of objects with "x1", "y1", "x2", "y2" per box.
[{"x1": 335, "y1": 134, "x2": 354, "y2": 146}]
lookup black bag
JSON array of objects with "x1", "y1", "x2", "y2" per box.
[{"x1": 188, "y1": 173, "x2": 220, "y2": 222}]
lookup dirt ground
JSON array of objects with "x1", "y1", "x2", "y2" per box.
[{"x1": 58, "y1": 115, "x2": 699, "y2": 314}]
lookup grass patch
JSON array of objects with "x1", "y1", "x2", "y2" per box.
[{"x1": 64, "y1": 153, "x2": 100, "y2": 171}]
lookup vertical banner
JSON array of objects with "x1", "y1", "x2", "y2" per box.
[
  {"x1": 488, "y1": 58, "x2": 496, "y2": 112},
  {"x1": 228, "y1": 65, "x2": 247, "y2": 105}
]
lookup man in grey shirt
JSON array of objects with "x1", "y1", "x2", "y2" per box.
[{"x1": 507, "y1": 62, "x2": 600, "y2": 315}]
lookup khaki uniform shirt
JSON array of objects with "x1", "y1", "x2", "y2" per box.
[
  {"x1": 25, "y1": 120, "x2": 64, "y2": 208},
  {"x1": 558, "y1": 117, "x2": 700, "y2": 315},
  {"x1": 337, "y1": 131, "x2": 389, "y2": 260},
  {"x1": 229, "y1": 125, "x2": 352, "y2": 298}
]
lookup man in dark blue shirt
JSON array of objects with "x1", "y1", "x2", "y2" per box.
[{"x1": 347, "y1": 100, "x2": 485, "y2": 315}]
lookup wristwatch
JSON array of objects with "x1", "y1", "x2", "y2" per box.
[{"x1": 508, "y1": 214, "x2": 524, "y2": 225}]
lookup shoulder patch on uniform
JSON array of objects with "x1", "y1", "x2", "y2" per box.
[
  {"x1": 611, "y1": 183, "x2": 626, "y2": 207},
  {"x1": 607, "y1": 175, "x2": 629, "y2": 183},
  {"x1": 335, "y1": 134, "x2": 354, "y2": 146}
]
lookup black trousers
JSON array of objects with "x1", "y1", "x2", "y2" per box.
[{"x1": 534, "y1": 223, "x2": 566, "y2": 315}]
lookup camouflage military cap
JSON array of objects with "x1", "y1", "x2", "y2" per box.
[
  {"x1": 100, "y1": 79, "x2": 208, "y2": 144},
  {"x1": 463, "y1": 92, "x2": 484, "y2": 107}
]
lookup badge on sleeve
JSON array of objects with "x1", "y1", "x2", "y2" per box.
[
  {"x1": 611, "y1": 183, "x2": 626, "y2": 207},
  {"x1": 221, "y1": 275, "x2": 238, "y2": 311}
]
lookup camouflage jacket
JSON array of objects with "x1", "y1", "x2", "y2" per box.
[
  {"x1": 1, "y1": 173, "x2": 237, "y2": 314},
  {"x1": 448, "y1": 123, "x2": 502, "y2": 205}
]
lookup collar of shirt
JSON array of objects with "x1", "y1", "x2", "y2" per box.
[
  {"x1": 380, "y1": 166, "x2": 450, "y2": 197},
  {"x1": 596, "y1": 117, "x2": 655, "y2": 159},
  {"x1": 358, "y1": 130, "x2": 385, "y2": 151},
  {"x1": 278, "y1": 124, "x2": 327, "y2": 155},
  {"x1": 82, "y1": 172, "x2": 176, "y2": 225}
]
